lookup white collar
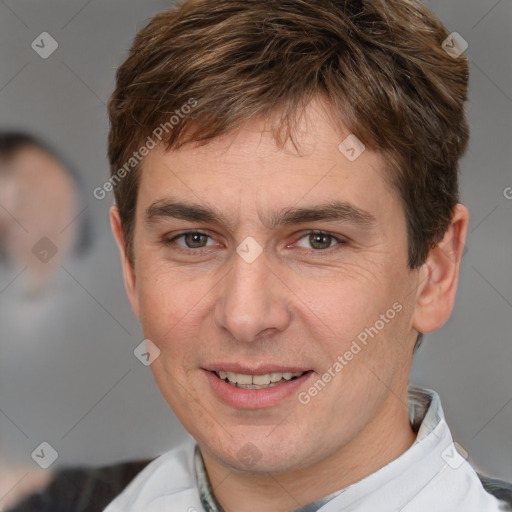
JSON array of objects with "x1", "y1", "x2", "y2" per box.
[{"x1": 104, "y1": 386, "x2": 506, "y2": 512}]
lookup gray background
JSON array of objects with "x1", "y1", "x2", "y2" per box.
[{"x1": 0, "y1": 0, "x2": 511, "y2": 483}]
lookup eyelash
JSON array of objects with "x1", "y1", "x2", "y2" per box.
[{"x1": 163, "y1": 230, "x2": 348, "y2": 253}]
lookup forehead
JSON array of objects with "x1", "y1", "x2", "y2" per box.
[{"x1": 137, "y1": 99, "x2": 401, "y2": 228}]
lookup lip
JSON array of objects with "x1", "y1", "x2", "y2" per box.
[
  {"x1": 203, "y1": 368, "x2": 314, "y2": 409},
  {"x1": 204, "y1": 363, "x2": 311, "y2": 375}
]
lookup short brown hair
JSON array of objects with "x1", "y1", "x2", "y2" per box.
[{"x1": 108, "y1": 0, "x2": 469, "y2": 270}]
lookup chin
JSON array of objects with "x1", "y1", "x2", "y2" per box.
[{"x1": 203, "y1": 432, "x2": 317, "y2": 474}]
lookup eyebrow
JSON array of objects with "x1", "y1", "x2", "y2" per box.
[{"x1": 145, "y1": 199, "x2": 376, "y2": 230}]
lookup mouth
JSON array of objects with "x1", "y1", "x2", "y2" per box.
[
  {"x1": 213, "y1": 370, "x2": 308, "y2": 389},
  {"x1": 203, "y1": 365, "x2": 314, "y2": 408}
]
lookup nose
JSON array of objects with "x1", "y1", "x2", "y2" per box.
[{"x1": 213, "y1": 247, "x2": 291, "y2": 343}]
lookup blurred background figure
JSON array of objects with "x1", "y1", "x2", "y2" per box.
[
  {"x1": 0, "y1": 462, "x2": 53, "y2": 510},
  {"x1": 0, "y1": 131, "x2": 90, "y2": 297},
  {"x1": 0, "y1": 132, "x2": 93, "y2": 509}
]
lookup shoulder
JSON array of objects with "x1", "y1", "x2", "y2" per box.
[
  {"x1": 6, "y1": 443, "x2": 197, "y2": 512},
  {"x1": 477, "y1": 474, "x2": 512, "y2": 509},
  {"x1": 103, "y1": 441, "x2": 201, "y2": 512},
  {"x1": 6, "y1": 458, "x2": 153, "y2": 512}
]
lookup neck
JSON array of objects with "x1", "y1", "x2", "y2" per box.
[{"x1": 200, "y1": 391, "x2": 417, "y2": 512}]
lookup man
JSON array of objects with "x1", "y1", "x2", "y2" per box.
[
  {"x1": 0, "y1": 132, "x2": 91, "y2": 296},
  {"x1": 0, "y1": 132, "x2": 93, "y2": 511},
  {"x1": 100, "y1": 0, "x2": 509, "y2": 510}
]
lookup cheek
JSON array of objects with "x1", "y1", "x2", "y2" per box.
[
  {"x1": 135, "y1": 263, "x2": 216, "y2": 366},
  {"x1": 136, "y1": 265, "x2": 191, "y2": 341},
  {"x1": 295, "y1": 271, "x2": 389, "y2": 334},
  {"x1": 298, "y1": 270, "x2": 411, "y2": 374}
]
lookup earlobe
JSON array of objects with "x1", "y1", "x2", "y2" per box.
[
  {"x1": 412, "y1": 204, "x2": 469, "y2": 334},
  {"x1": 110, "y1": 206, "x2": 140, "y2": 320}
]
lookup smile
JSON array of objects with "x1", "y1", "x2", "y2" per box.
[
  {"x1": 215, "y1": 370, "x2": 305, "y2": 389},
  {"x1": 205, "y1": 368, "x2": 314, "y2": 409}
]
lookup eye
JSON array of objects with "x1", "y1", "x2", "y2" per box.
[
  {"x1": 294, "y1": 231, "x2": 347, "y2": 250},
  {"x1": 164, "y1": 231, "x2": 216, "y2": 250},
  {"x1": 163, "y1": 230, "x2": 346, "y2": 253}
]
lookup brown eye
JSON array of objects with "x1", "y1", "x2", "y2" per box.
[
  {"x1": 309, "y1": 233, "x2": 334, "y2": 250},
  {"x1": 295, "y1": 231, "x2": 346, "y2": 251},
  {"x1": 182, "y1": 232, "x2": 210, "y2": 248},
  {"x1": 164, "y1": 231, "x2": 215, "y2": 250}
]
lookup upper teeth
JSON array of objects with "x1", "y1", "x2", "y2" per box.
[{"x1": 217, "y1": 371, "x2": 304, "y2": 385}]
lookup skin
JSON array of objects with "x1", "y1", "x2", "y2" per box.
[
  {"x1": 111, "y1": 98, "x2": 469, "y2": 511},
  {"x1": 0, "y1": 146, "x2": 78, "y2": 295},
  {"x1": 0, "y1": 463, "x2": 52, "y2": 509}
]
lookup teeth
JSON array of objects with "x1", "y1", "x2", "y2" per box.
[
  {"x1": 270, "y1": 372, "x2": 283, "y2": 383},
  {"x1": 234, "y1": 373, "x2": 252, "y2": 385},
  {"x1": 252, "y1": 374, "x2": 271, "y2": 385},
  {"x1": 216, "y1": 370, "x2": 305, "y2": 387}
]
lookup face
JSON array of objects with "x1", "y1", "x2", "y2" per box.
[
  {"x1": 0, "y1": 146, "x2": 77, "y2": 293},
  {"x1": 116, "y1": 99, "x2": 424, "y2": 474}
]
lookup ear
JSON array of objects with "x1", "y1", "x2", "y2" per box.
[
  {"x1": 412, "y1": 204, "x2": 469, "y2": 334},
  {"x1": 110, "y1": 206, "x2": 140, "y2": 320}
]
